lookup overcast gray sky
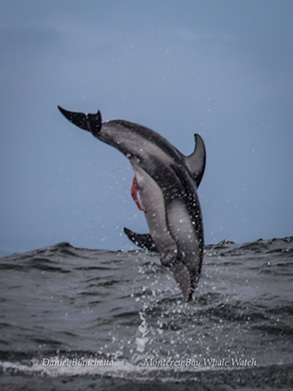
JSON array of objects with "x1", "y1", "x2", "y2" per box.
[{"x1": 0, "y1": 0, "x2": 292, "y2": 256}]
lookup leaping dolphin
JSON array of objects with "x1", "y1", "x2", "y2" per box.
[{"x1": 58, "y1": 106, "x2": 205, "y2": 301}]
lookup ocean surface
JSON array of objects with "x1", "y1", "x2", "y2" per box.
[{"x1": 0, "y1": 237, "x2": 292, "y2": 390}]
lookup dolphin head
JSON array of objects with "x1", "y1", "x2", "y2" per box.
[{"x1": 58, "y1": 106, "x2": 102, "y2": 137}]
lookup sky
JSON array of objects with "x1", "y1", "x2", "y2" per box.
[{"x1": 0, "y1": 0, "x2": 292, "y2": 256}]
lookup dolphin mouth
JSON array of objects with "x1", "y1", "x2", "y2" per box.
[{"x1": 58, "y1": 106, "x2": 102, "y2": 136}]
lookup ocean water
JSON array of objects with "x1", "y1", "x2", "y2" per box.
[{"x1": 0, "y1": 237, "x2": 292, "y2": 390}]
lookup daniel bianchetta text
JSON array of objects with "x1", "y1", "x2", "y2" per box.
[
  {"x1": 140, "y1": 357, "x2": 257, "y2": 368},
  {"x1": 32, "y1": 358, "x2": 114, "y2": 367}
]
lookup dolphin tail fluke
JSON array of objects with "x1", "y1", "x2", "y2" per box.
[
  {"x1": 58, "y1": 106, "x2": 102, "y2": 137},
  {"x1": 183, "y1": 133, "x2": 206, "y2": 188},
  {"x1": 58, "y1": 106, "x2": 89, "y2": 130},
  {"x1": 123, "y1": 227, "x2": 158, "y2": 252}
]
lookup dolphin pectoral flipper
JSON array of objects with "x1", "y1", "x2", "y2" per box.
[
  {"x1": 183, "y1": 133, "x2": 206, "y2": 188},
  {"x1": 123, "y1": 227, "x2": 158, "y2": 252}
]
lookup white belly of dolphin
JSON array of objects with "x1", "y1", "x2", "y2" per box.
[
  {"x1": 167, "y1": 200, "x2": 201, "y2": 272},
  {"x1": 133, "y1": 165, "x2": 177, "y2": 255}
]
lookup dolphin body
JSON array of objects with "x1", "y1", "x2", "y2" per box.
[
  {"x1": 58, "y1": 106, "x2": 206, "y2": 301},
  {"x1": 124, "y1": 133, "x2": 206, "y2": 253}
]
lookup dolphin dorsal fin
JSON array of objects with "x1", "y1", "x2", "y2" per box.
[{"x1": 183, "y1": 133, "x2": 206, "y2": 187}]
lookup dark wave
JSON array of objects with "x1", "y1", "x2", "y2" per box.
[
  {"x1": 206, "y1": 236, "x2": 293, "y2": 256},
  {"x1": 0, "y1": 237, "x2": 292, "y2": 389}
]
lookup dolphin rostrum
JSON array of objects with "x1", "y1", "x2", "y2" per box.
[{"x1": 58, "y1": 106, "x2": 205, "y2": 301}]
